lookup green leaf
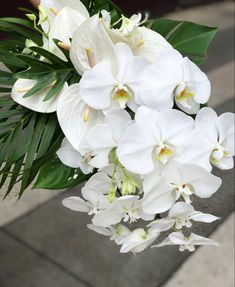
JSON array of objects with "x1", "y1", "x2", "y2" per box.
[
  {"x1": 0, "y1": 97, "x2": 15, "y2": 106},
  {"x1": 14, "y1": 49, "x2": 76, "y2": 100},
  {"x1": 0, "y1": 99, "x2": 64, "y2": 197},
  {"x1": 4, "y1": 156, "x2": 25, "y2": 198},
  {"x1": 0, "y1": 87, "x2": 11, "y2": 93},
  {"x1": 33, "y1": 156, "x2": 91, "y2": 190},
  {"x1": 23, "y1": 73, "x2": 57, "y2": 98},
  {"x1": 0, "y1": 18, "x2": 42, "y2": 45},
  {"x1": 152, "y1": 18, "x2": 218, "y2": 64},
  {"x1": 81, "y1": 0, "x2": 123, "y2": 22},
  {"x1": 0, "y1": 70, "x2": 16, "y2": 85}
]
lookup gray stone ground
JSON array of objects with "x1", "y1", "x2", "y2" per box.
[{"x1": 0, "y1": 2, "x2": 234, "y2": 287}]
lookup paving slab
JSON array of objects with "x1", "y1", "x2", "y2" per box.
[
  {"x1": 0, "y1": 230, "x2": 89, "y2": 287},
  {"x1": 208, "y1": 61, "x2": 234, "y2": 108},
  {"x1": 163, "y1": 212, "x2": 235, "y2": 287},
  {"x1": 4, "y1": 98, "x2": 234, "y2": 287},
  {"x1": 166, "y1": 2, "x2": 234, "y2": 30},
  {"x1": 0, "y1": 188, "x2": 64, "y2": 227}
]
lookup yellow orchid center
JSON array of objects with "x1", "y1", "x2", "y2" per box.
[
  {"x1": 154, "y1": 142, "x2": 175, "y2": 165},
  {"x1": 210, "y1": 145, "x2": 230, "y2": 164},
  {"x1": 112, "y1": 84, "x2": 133, "y2": 109},
  {"x1": 176, "y1": 88, "x2": 195, "y2": 103}
]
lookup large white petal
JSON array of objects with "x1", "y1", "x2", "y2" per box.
[
  {"x1": 117, "y1": 122, "x2": 158, "y2": 174},
  {"x1": 104, "y1": 109, "x2": 132, "y2": 142},
  {"x1": 195, "y1": 107, "x2": 218, "y2": 144},
  {"x1": 161, "y1": 160, "x2": 183, "y2": 186},
  {"x1": 70, "y1": 15, "x2": 115, "y2": 75},
  {"x1": 79, "y1": 61, "x2": 117, "y2": 110},
  {"x1": 157, "y1": 109, "x2": 195, "y2": 145},
  {"x1": 57, "y1": 138, "x2": 84, "y2": 168},
  {"x1": 134, "y1": 106, "x2": 159, "y2": 123},
  {"x1": 89, "y1": 149, "x2": 111, "y2": 169},
  {"x1": 148, "y1": 218, "x2": 175, "y2": 232},
  {"x1": 139, "y1": 64, "x2": 175, "y2": 111},
  {"x1": 142, "y1": 179, "x2": 176, "y2": 214},
  {"x1": 180, "y1": 129, "x2": 213, "y2": 171},
  {"x1": 191, "y1": 233, "x2": 219, "y2": 246},
  {"x1": 80, "y1": 124, "x2": 116, "y2": 152},
  {"x1": 62, "y1": 196, "x2": 89, "y2": 212},
  {"x1": 169, "y1": 202, "x2": 194, "y2": 218},
  {"x1": 217, "y1": 112, "x2": 235, "y2": 155},
  {"x1": 84, "y1": 172, "x2": 111, "y2": 194},
  {"x1": 190, "y1": 212, "x2": 219, "y2": 223},
  {"x1": 11, "y1": 79, "x2": 66, "y2": 113},
  {"x1": 181, "y1": 164, "x2": 222, "y2": 198},
  {"x1": 57, "y1": 83, "x2": 104, "y2": 151},
  {"x1": 92, "y1": 208, "x2": 123, "y2": 227},
  {"x1": 131, "y1": 27, "x2": 173, "y2": 63},
  {"x1": 182, "y1": 57, "x2": 211, "y2": 104},
  {"x1": 139, "y1": 49, "x2": 183, "y2": 111},
  {"x1": 169, "y1": 232, "x2": 188, "y2": 245}
]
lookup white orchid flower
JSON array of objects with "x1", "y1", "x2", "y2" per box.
[
  {"x1": 62, "y1": 172, "x2": 112, "y2": 215},
  {"x1": 183, "y1": 107, "x2": 235, "y2": 171},
  {"x1": 79, "y1": 110, "x2": 132, "y2": 169},
  {"x1": 142, "y1": 160, "x2": 222, "y2": 214},
  {"x1": 149, "y1": 202, "x2": 219, "y2": 231},
  {"x1": 57, "y1": 138, "x2": 94, "y2": 174},
  {"x1": 79, "y1": 42, "x2": 151, "y2": 111},
  {"x1": 117, "y1": 106, "x2": 194, "y2": 174},
  {"x1": 40, "y1": 0, "x2": 89, "y2": 58},
  {"x1": 92, "y1": 195, "x2": 154, "y2": 227},
  {"x1": 102, "y1": 12, "x2": 172, "y2": 63},
  {"x1": 11, "y1": 79, "x2": 67, "y2": 113},
  {"x1": 87, "y1": 223, "x2": 131, "y2": 245},
  {"x1": 155, "y1": 232, "x2": 219, "y2": 252},
  {"x1": 140, "y1": 48, "x2": 211, "y2": 114},
  {"x1": 57, "y1": 83, "x2": 104, "y2": 151},
  {"x1": 119, "y1": 227, "x2": 160, "y2": 254},
  {"x1": 70, "y1": 15, "x2": 116, "y2": 75}
]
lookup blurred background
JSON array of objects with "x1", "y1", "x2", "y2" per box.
[
  {"x1": 0, "y1": 1, "x2": 234, "y2": 287},
  {"x1": 0, "y1": 0, "x2": 232, "y2": 16}
]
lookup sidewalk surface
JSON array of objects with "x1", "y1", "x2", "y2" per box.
[{"x1": 0, "y1": 2, "x2": 234, "y2": 287}]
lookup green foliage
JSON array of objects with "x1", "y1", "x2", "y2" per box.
[
  {"x1": 0, "y1": 102, "x2": 64, "y2": 197},
  {"x1": 81, "y1": 0, "x2": 123, "y2": 22},
  {"x1": 152, "y1": 18, "x2": 218, "y2": 64},
  {"x1": 33, "y1": 156, "x2": 92, "y2": 190},
  {"x1": 14, "y1": 46, "x2": 76, "y2": 101}
]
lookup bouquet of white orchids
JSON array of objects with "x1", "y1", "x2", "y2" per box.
[{"x1": 0, "y1": 0, "x2": 234, "y2": 254}]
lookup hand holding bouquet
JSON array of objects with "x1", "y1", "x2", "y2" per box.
[{"x1": 0, "y1": 0, "x2": 234, "y2": 254}]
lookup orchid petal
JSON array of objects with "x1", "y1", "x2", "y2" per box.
[{"x1": 62, "y1": 196, "x2": 89, "y2": 212}]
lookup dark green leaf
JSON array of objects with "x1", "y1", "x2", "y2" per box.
[
  {"x1": 33, "y1": 156, "x2": 91, "y2": 190},
  {"x1": 152, "y1": 18, "x2": 218, "y2": 64},
  {"x1": 23, "y1": 73, "x2": 57, "y2": 98},
  {"x1": 0, "y1": 70, "x2": 16, "y2": 85}
]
